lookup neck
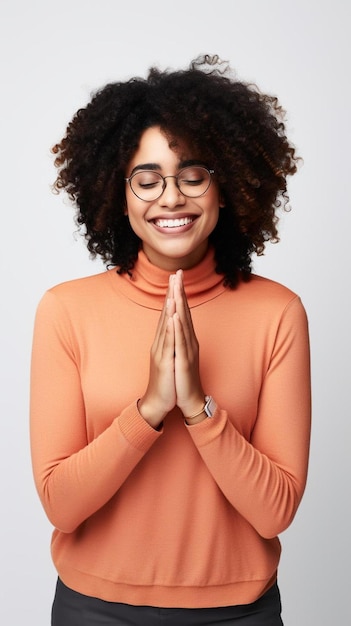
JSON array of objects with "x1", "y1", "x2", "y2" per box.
[{"x1": 142, "y1": 241, "x2": 209, "y2": 272}]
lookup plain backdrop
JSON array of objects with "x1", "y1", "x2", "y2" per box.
[{"x1": 1, "y1": 1, "x2": 350, "y2": 624}]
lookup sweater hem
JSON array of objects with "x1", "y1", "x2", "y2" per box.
[{"x1": 57, "y1": 568, "x2": 277, "y2": 608}]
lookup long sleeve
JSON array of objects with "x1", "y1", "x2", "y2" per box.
[
  {"x1": 29, "y1": 256, "x2": 311, "y2": 608},
  {"x1": 186, "y1": 295, "x2": 311, "y2": 539},
  {"x1": 30, "y1": 289, "x2": 161, "y2": 533}
]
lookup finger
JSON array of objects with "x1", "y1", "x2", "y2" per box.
[
  {"x1": 173, "y1": 311, "x2": 188, "y2": 360},
  {"x1": 168, "y1": 272, "x2": 175, "y2": 299},
  {"x1": 175, "y1": 271, "x2": 192, "y2": 322},
  {"x1": 166, "y1": 296, "x2": 176, "y2": 318},
  {"x1": 141, "y1": 313, "x2": 176, "y2": 424},
  {"x1": 163, "y1": 315, "x2": 175, "y2": 360},
  {"x1": 173, "y1": 272, "x2": 195, "y2": 345},
  {"x1": 173, "y1": 311, "x2": 204, "y2": 414},
  {"x1": 154, "y1": 274, "x2": 176, "y2": 347}
]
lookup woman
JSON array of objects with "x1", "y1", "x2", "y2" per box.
[{"x1": 30, "y1": 55, "x2": 311, "y2": 625}]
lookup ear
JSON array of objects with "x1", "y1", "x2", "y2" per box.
[{"x1": 219, "y1": 193, "x2": 225, "y2": 208}]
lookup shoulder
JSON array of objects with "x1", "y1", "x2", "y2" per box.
[
  {"x1": 35, "y1": 269, "x2": 117, "y2": 319},
  {"x1": 50, "y1": 268, "x2": 113, "y2": 294},
  {"x1": 46, "y1": 268, "x2": 115, "y2": 299},
  {"x1": 231, "y1": 272, "x2": 299, "y2": 305},
  {"x1": 246, "y1": 273, "x2": 297, "y2": 298},
  {"x1": 229, "y1": 273, "x2": 308, "y2": 324}
]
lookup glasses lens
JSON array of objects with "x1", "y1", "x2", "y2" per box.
[
  {"x1": 130, "y1": 171, "x2": 164, "y2": 201},
  {"x1": 178, "y1": 167, "x2": 211, "y2": 197}
]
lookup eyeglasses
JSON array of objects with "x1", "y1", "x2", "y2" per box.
[{"x1": 125, "y1": 166, "x2": 215, "y2": 202}]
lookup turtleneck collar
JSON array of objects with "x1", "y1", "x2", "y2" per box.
[{"x1": 106, "y1": 248, "x2": 227, "y2": 310}]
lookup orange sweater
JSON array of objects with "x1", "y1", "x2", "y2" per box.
[{"x1": 30, "y1": 248, "x2": 311, "y2": 608}]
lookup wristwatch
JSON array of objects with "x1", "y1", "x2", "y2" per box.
[{"x1": 204, "y1": 395, "x2": 217, "y2": 417}]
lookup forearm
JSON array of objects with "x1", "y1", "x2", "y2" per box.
[
  {"x1": 186, "y1": 297, "x2": 311, "y2": 538},
  {"x1": 31, "y1": 401, "x2": 161, "y2": 533},
  {"x1": 186, "y1": 407, "x2": 310, "y2": 538}
]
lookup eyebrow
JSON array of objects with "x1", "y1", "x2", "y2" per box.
[
  {"x1": 129, "y1": 159, "x2": 208, "y2": 176},
  {"x1": 130, "y1": 163, "x2": 161, "y2": 175}
]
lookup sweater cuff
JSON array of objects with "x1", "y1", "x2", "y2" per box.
[
  {"x1": 185, "y1": 406, "x2": 227, "y2": 447},
  {"x1": 118, "y1": 400, "x2": 162, "y2": 451}
]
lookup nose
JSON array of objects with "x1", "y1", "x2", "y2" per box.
[{"x1": 158, "y1": 176, "x2": 186, "y2": 208}]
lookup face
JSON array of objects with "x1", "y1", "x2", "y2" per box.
[{"x1": 124, "y1": 126, "x2": 223, "y2": 271}]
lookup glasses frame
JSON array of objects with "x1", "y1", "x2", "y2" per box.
[{"x1": 125, "y1": 166, "x2": 215, "y2": 202}]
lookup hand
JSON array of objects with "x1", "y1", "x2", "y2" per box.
[
  {"x1": 138, "y1": 275, "x2": 177, "y2": 428},
  {"x1": 172, "y1": 270, "x2": 206, "y2": 420}
]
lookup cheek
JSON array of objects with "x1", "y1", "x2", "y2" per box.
[
  {"x1": 206, "y1": 194, "x2": 221, "y2": 224},
  {"x1": 124, "y1": 190, "x2": 133, "y2": 215},
  {"x1": 125, "y1": 204, "x2": 149, "y2": 239},
  {"x1": 210, "y1": 209, "x2": 220, "y2": 230},
  {"x1": 125, "y1": 193, "x2": 144, "y2": 219}
]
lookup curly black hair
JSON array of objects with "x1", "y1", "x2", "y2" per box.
[{"x1": 52, "y1": 54, "x2": 299, "y2": 288}]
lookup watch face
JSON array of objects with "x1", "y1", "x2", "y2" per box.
[{"x1": 205, "y1": 396, "x2": 216, "y2": 417}]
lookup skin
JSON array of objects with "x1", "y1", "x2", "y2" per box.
[
  {"x1": 125, "y1": 127, "x2": 223, "y2": 427},
  {"x1": 125, "y1": 126, "x2": 222, "y2": 272}
]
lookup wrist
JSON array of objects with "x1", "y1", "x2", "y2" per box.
[
  {"x1": 184, "y1": 412, "x2": 207, "y2": 425},
  {"x1": 183, "y1": 395, "x2": 217, "y2": 424},
  {"x1": 137, "y1": 398, "x2": 166, "y2": 429}
]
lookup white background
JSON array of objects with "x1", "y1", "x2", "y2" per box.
[{"x1": 1, "y1": 1, "x2": 350, "y2": 624}]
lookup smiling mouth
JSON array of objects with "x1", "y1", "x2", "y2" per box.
[{"x1": 153, "y1": 217, "x2": 195, "y2": 228}]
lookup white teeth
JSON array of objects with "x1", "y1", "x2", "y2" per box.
[{"x1": 154, "y1": 217, "x2": 194, "y2": 228}]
